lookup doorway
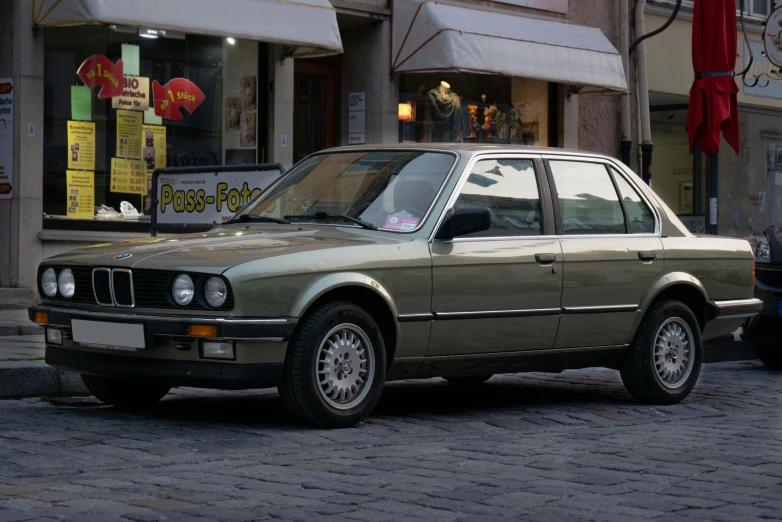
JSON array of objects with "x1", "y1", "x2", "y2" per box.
[{"x1": 294, "y1": 60, "x2": 340, "y2": 163}]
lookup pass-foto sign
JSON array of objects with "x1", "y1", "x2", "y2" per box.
[
  {"x1": 155, "y1": 168, "x2": 283, "y2": 226},
  {"x1": 77, "y1": 55, "x2": 124, "y2": 99},
  {"x1": 152, "y1": 78, "x2": 206, "y2": 121}
]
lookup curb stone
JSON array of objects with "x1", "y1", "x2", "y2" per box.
[
  {"x1": 0, "y1": 360, "x2": 87, "y2": 399},
  {"x1": 0, "y1": 324, "x2": 44, "y2": 336}
]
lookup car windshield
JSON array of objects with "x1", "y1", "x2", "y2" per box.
[{"x1": 239, "y1": 151, "x2": 456, "y2": 231}]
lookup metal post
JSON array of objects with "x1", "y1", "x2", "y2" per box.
[
  {"x1": 693, "y1": 145, "x2": 702, "y2": 216},
  {"x1": 707, "y1": 152, "x2": 719, "y2": 235}
]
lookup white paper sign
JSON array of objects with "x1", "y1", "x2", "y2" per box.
[
  {"x1": 709, "y1": 197, "x2": 718, "y2": 226},
  {"x1": 349, "y1": 133, "x2": 365, "y2": 145},
  {"x1": 348, "y1": 92, "x2": 365, "y2": 112},
  {"x1": 349, "y1": 111, "x2": 365, "y2": 134},
  {"x1": 156, "y1": 169, "x2": 282, "y2": 225},
  {"x1": 0, "y1": 78, "x2": 13, "y2": 200}
]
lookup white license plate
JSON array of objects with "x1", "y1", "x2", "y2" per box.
[{"x1": 71, "y1": 319, "x2": 146, "y2": 351}]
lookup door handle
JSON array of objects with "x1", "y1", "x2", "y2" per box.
[
  {"x1": 535, "y1": 253, "x2": 556, "y2": 264},
  {"x1": 638, "y1": 251, "x2": 656, "y2": 261}
]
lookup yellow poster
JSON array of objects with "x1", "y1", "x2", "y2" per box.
[
  {"x1": 67, "y1": 121, "x2": 96, "y2": 171},
  {"x1": 141, "y1": 124, "x2": 166, "y2": 172},
  {"x1": 116, "y1": 110, "x2": 142, "y2": 159},
  {"x1": 66, "y1": 170, "x2": 94, "y2": 218},
  {"x1": 111, "y1": 158, "x2": 146, "y2": 194}
]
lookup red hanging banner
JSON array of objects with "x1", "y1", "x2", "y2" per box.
[
  {"x1": 76, "y1": 55, "x2": 124, "y2": 99},
  {"x1": 152, "y1": 79, "x2": 206, "y2": 121}
]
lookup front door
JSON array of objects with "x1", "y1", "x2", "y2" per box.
[
  {"x1": 545, "y1": 158, "x2": 663, "y2": 348},
  {"x1": 429, "y1": 156, "x2": 563, "y2": 356}
]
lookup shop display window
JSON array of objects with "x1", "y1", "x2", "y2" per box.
[
  {"x1": 43, "y1": 27, "x2": 239, "y2": 230},
  {"x1": 398, "y1": 74, "x2": 551, "y2": 146}
]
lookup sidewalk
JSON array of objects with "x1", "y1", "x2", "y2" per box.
[
  {"x1": 0, "y1": 309, "x2": 86, "y2": 398},
  {"x1": 0, "y1": 308, "x2": 758, "y2": 400}
]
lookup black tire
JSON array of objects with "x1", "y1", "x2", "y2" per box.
[
  {"x1": 278, "y1": 301, "x2": 386, "y2": 428},
  {"x1": 620, "y1": 299, "x2": 702, "y2": 404},
  {"x1": 753, "y1": 339, "x2": 782, "y2": 369},
  {"x1": 443, "y1": 375, "x2": 493, "y2": 385},
  {"x1": 81, "y1": 374, "x2": 171, "y2": 406}
]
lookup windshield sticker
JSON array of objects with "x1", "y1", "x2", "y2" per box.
[{"x1": 385, "y1": 215, "x2": 419, "y2": 230}]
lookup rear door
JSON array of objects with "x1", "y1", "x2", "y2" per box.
[{"x1": 545, "y1": 157, "x2": 663, "y2": 348}]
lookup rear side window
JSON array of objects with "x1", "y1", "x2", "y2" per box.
[
  {"x1": 454, "y1": 158, "x2": 542, "y2": 237},
  {"x1": 549, "y1": 161, "x2": 625, "y2": 235},
  {"x1": 611, "y1": 168, "x2": 655, "y2": 233}
]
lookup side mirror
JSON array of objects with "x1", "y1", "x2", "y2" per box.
[{"x1": 435, "y1": 205, "x2": 491, "y2": 240}]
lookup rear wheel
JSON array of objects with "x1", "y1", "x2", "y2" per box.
[
  {"x1": 81, "y1": 375, "x2": 171, "y2": 406},
  {"x1": 278, "y1": 301, "x2": 386, "y2": 428},
  {"x1": 443, "y1": 375, "x2": 493, "y2": 385},
  {"x1": 620, "y1": 299, "x2": 702, "y2": 404}
]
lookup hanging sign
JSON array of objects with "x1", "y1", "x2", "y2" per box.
[
  {"x1": 66, "y1": 171, "x2": 95, "y2": 218},
  {"x1": 152, "y1": 78, "x2": 206, "y2": 121},
  {"x1": 67, "y1": 121, "x2": 96, "y2": 171},
  {"x1": 764, "y1": 6, "x2": 782, "y2": 68},
  {"x1": 77, "y1": 55, "x2": 124, "y2": 99},
  {"x1": 116, "y1": 110, "x2": 143, "y2": 159},
  {"x1": 111, "y1": 158, "x2": 146, "y2": 194},
  {"x1": 0, "y1": 79, "x2": 12, "y2": 200},
  {"x1": 112, "y1": 76, "x2": 150, "y2": 111}
]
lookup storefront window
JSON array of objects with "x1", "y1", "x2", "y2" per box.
[
  {"x1": 398, "y1": 74, "x2": 552, "y2": 146},
  {"x1": 43, "y1": 27, "x2": 264, "y2": 230},
  {"x1": 722, "y1": 110, "x2": 782, "y2": 238}
]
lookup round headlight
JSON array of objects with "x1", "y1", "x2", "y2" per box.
[
  {"x1": 205, "y1": 277, "x2": 227, "y2": 308},
  {"x1": 58, "y1": 269, "x2": 75, "y2": 298},
  {"x1": 41, "y1": 268, "x2": 57, "y2": 297},
  {"x1": 172, "y1": 274, "x2": 194, "y2": 306}
]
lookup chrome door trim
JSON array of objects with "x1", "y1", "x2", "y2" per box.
[
  {"x1": 433, "y1": 308, "x2": 561, "y2": 320},
  {"x1": 428, "y1": 152, "x2": 544, "y2": 243},
  {"x1": 397, "y1": 313, "x2": 435, "y2": 322},
  {"x1": 562, "y1": 304, "x2": 639, "y2": 314}
]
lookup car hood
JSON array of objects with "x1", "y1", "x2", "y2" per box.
[{"x1": 42, "y1": 225, "x2": 406, "y2": 273}]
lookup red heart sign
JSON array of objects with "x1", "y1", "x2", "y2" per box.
[
  {"x1": 152, "y1": 79, "x2": 206, "y2": 121},
  {"x1": 76, "y1": 55, "x2": 124, "y2": 99}
]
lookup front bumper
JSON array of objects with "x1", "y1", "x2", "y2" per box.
[
  {"x1": 29, "y1": 305, "x2": 298, "y2": 343},
  {"x1": 46, "y1": 346, "x2": 284, "y2": 389}
]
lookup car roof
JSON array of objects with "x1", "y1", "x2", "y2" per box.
[{"x1": 324, "y1": 143, "x2": 610, "y2": 159}]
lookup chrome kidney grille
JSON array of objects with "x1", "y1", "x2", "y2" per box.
[{"x1": 92, "y1": 268, "x2": 135, "y2": 307}]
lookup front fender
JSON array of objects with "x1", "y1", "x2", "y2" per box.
[
  {"x1": 289, "y1": 272, "x2": 400, "y2": 320},
  {"x1": 632, "y1": 271, "x2": 709, "y2": 333}
]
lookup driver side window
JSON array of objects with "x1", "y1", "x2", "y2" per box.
[{"x1": 453, "y1": 159, "x2": 542, "y2": 238}]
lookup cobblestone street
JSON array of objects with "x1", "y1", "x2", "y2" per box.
[{"x1": 0, "y1": 360, "x2": 781, "y2": 522}]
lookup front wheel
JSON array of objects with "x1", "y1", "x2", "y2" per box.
[
  {"x1": 620, "y1": 299, "x2": 702, "y2": 404},
  {"x1": 278, "y1": 301, "x2": 386, "y2": 428},
  {"x1": 81, "y1": 375, "x2": 171, "y2": 406}
]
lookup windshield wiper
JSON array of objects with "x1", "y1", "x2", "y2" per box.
[
  {"x1": 223, "y1": 214, "x2": 291, "y2": 225},
  {"x1": 284, "y1": 212, "x2": 377, "y2": 230}
]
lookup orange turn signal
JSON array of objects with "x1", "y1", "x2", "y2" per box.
[
  {"x1": 187, "y1": 324, "x2": 218, "y2": 338},
  {"x1": 34, "y1": 311, "x2": 48, "y2": 324}
]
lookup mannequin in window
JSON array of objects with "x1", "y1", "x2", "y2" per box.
[{"x1": 423, "y1": 81, "x2": 464, "y2": 143}]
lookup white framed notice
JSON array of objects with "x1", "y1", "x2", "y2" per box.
[{"x1": 0, "y1": 78, "x2": 13, "y2": 200}]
